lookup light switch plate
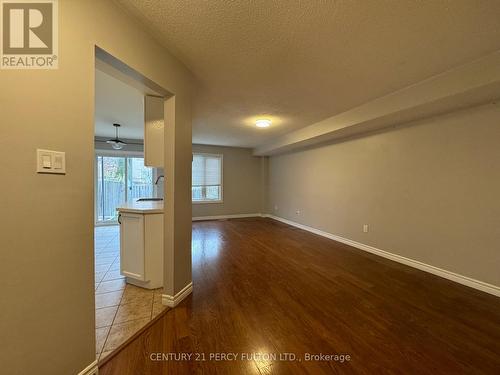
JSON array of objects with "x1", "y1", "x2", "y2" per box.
[
  {"x1": 37, "y1": 149, "x2": 66, "y2": 174},
  {"x1": 42, "y1": 155, "x2": 52, "y2": 168}
]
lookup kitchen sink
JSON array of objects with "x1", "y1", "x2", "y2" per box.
[{"x1": 136, "y1": 198, "x2": 163, "y2": 202}]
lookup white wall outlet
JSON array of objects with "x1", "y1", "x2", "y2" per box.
[
  {"x1": 274, "y1": 205, "x2": 278, "y2": 211},
  {"x1": 37, "y1": 149, "x2": 66, "y2": 174},
  {"x1": 296, "y1": 209, "x2": 301, "y2": 215},
  {"x1": 363, "y1": 224, "x2": 369, "y2": 233}
]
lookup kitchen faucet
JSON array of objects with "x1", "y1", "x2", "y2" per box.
[{"x1": 154, "y1": 175, "x2": 164, "y2": 185}]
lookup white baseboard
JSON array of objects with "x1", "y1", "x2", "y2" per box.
[
  {"x1": 264, "y1": 214, "x2": 500, "y2": 297},
  {"x1": 162, "y1": 282, "x2": 193, "y2": 307},
  {"x1": 78, "y1": 360, "x2": 98, "y2": 375},
  {"x1": 192, "y1": 213, "x2": 262, "y2": 221}
]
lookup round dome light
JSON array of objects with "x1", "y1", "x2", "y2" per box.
[{"x1": 255, "y1": 119, "x2": 271, "y2": 128}]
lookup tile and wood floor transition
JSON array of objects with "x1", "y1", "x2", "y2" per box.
[
  {"x1": 94, "y1": 226, "x2": 167, "y2": 361},
  {"x1": 100, "y1": 218, "x2": 500, "y2": 374}
]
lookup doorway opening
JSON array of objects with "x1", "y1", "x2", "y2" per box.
[{"x1": 93, "y1": 47, "x2": 170, "y2": 362}]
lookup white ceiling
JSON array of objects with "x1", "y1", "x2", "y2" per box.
[
  {"x1": 94, "y1": 68, "x2": 145, "y2": 140},
  {"x1": 116, "y1": 0, "x2": 500, "y2": 148}
]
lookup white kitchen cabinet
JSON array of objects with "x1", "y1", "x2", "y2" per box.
[
  {"x1": 144, "y1": 95, "x2": 164, "y2": 167},
  {"x1": 118, "y1": 208, "x2": 163, "y2": 289}
]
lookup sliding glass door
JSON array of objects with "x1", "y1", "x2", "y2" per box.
[
  {"x1": 96, "y1": 156, "x2": 126, "y2": 224},
  {"x1": 95, "y1": 155, "x2": 153, "y2": 224},
  {"x1": 127, "y1": 157, "x2": 154, "y2": 201}
]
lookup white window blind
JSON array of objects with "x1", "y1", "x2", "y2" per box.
[{"x1": 192, "y1": 153, "x2": 222, "y2": 202}]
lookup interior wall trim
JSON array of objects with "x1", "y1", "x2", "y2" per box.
[
  {"x1": 264, "y1": 214, "x2": 500, "y2": 298},
  {"x1": 192, "y1": 213, "x2": 262, "y2": 221},
  {"x1": 78, "y1": 360, "x2": 98, "y2": 375},
  {"x1": 162, "y1": 282, "x2": 193, "y2": 307}
]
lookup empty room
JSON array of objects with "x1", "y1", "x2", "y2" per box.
[{"x1": 1, "y1": 1, "x2": 500, "y2": 375}]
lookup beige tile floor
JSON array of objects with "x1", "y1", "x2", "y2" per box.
[{"x1": 94, "y1": 225, "x2": 167, "y2": 361}]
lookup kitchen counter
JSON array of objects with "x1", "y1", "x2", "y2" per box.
[
  {"x1": 117, "y1": 200, "x2": 164, "y2": 289},
  {"x1": 116, "y1": 200, "x2": 163, "y2": 214}
]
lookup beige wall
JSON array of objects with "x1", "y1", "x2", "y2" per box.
[
  {"x1": 192, "y1": 144, "x2": 265, "y2": 217},
  {"x1": 268, "y1": 103, "x2": 500, "y2": 287},
  {"x1": 164, "y1": 95, "x2": 193, "y2": 295},
  {"x1": 0, "y1": 1, "x2": 193, "y2": 374}
]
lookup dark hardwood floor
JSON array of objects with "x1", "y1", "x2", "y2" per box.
[{"x1": 100, "y1": 218, "x2": 500, "y2": 374}]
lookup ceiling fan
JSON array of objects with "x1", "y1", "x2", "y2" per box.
[{"x1": 101, "y1": 123, "x2": 142, "y2": 150}]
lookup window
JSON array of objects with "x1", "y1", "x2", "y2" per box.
[{"x1": 192, "y1": 153, "x2": 223, "y2": 203}]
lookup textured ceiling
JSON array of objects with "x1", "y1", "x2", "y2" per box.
[{"x1": 116, "y1": 0, "x2": 500, "y2": 148}]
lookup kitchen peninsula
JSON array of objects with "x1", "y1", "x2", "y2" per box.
[{"x1": 117, "y1": 200, "x2": 163, "y2": 289}]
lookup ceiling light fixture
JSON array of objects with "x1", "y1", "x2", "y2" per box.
[
  {"x1": 106, "y1": 123, "x2": 127, "y2": 150},
  {"x1": 255, "y1": 119, "x2": 271, "y2": 128}
]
